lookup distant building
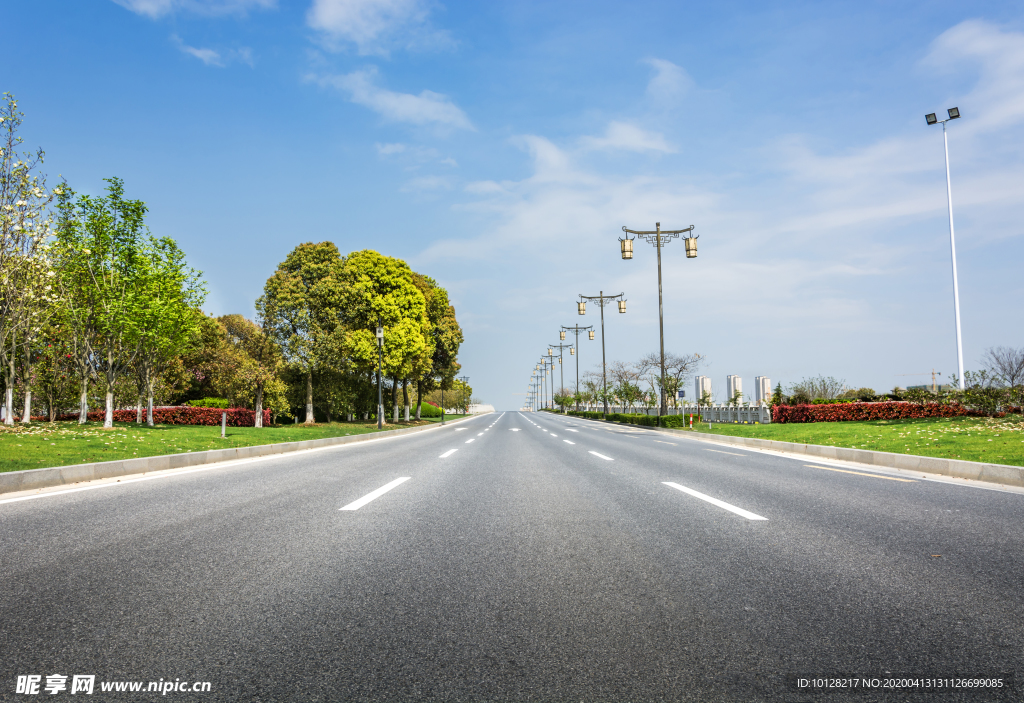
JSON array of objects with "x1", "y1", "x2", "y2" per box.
[
  {"x1": 695, "y1": 375, "x2": 712, "y2": 403},
  {"x1": 726, "y1": 375, "x2": 742, "y2": 403},
  {"x1": 755, "y1": 376, "x2": 771, "y2": 404}
]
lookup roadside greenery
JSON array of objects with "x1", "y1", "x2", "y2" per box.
[
  {"x1": 0, "y1": 94, "x2": 467, "y2": 441},
  {"x1": 0, "y1": 415, "x2": 470, "y2": 473}
]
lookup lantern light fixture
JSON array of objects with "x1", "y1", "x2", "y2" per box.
[
  {"x1": 684, "y1": 234, "x2": 698, "y2": 258},
  {"x1": 548, "y1": 348, "x2": 553, "y2": 355},
  {"x1": 560, "y1": 330, "x2": 566, "y2": 340},
  {"x1": 589, "y1": 330, "x2": 595, "y2": 340},
  {"x1": 618, "y1": 300, "x2": 626, "y2": 313},
  {"x1": 619, "y1": 235, "x2": 634, "y2": 260},
  {"x1": 570, "y1": 347, "x2": 575, "y2": 355},
  {"x1": 577, "y1": 301, "x2": 586, "y2": 315}
]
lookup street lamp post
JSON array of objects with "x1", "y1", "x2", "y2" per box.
[
  {"x1": 561, "y1": 324, "x2": 592, "y2": 411},
  {"x1": 542, "y1": 352, "x2": 558, "y2": 410},
  {"x1": 375, "y1": 319, "x2": 384, "y2": 429},
  {"x1": 620, "y1": 222, "x2": 699, "y2": 418},
  {"x1": 925, "y1": 107, "x2": 965, "y2": 390},
  {"x1": 578, "y1": 291, "x2": 626, "y2": 414},
  {"x1": 549, "y1": 343, "x2": 573, "y2": 412}
]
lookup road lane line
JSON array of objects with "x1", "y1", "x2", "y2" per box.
[
  {"x1": 654, "y1": 440, "x2": 677, "y2": 445},
  {"x1": 477, "y1": 433, "x2": 484, "y2": 436},
  {"x1": 705, "y1": 449, "x2": 745, "y2": 457},
  {"x1": 662, "y1": 482, "x2": 768, "y2": 521},
  {"x1": 340, "y1": 477, "x2": 411, "y2": 511},
  {"x1": 439, "y1": 449, "x2": 458, "y2": 458},
  {"x1": 804, "y1": 465, "x2": 917, "y2": 482},
  {"x1": 566, "y1": 429, "x2": 578, "y2": 432},
  {"x1": 563, "y1": 440, "x2": 575, "y2": 445},
  {"x1": 589, "y1": 451, "x2": 613, "y2": 461},
  {"x1": 455, "y1": 428, "x2": 468, "y2": 431},
  {"x1": 465, "y1": 438, "x2": 475, "y2": 444},
  {"x1": 510, "y1": 428, "x2": 520, "y2": 432},
  {"x1": 550, "y1": 434, "x2": 558, "y2": 437}
]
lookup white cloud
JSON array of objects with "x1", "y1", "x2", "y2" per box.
[
  {"x1": 644, "y1": 58, "x2": 693, "y2": 101},
  {"x1": 306, "y1": 0, "x2": 451, "y2": 55},
  {"x1": 312, "y1": 68, "x2": 474, "y2": 130},
  {"x1": 580, "y1": 121, "x2": 675, "y2": 153},
  {"x1": 113, "y1": 0, "x2": 274, "y2": 18},
  {"x1": 401, "y1": 175, "x2": 452, "y2": 192},
  {"x1": 924, "y1": 20, "x2": 1024, "y2": 131},
  {"x1": 376, "y1": 142, "x2": 407, "y2": 155},
  {"x1": 440, "y1": 157, "x2": 458, "y2": 167},
  {"x1": 172, "y1": 35, "x2": 253, "y2": 67}
]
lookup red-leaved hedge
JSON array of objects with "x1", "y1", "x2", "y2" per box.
[
  {"x1": 771, "y1": 401, "x2": 977, "y2": 424},
  {"x1": 56, "y1": 407, "x2": 272, "y2": 426}
]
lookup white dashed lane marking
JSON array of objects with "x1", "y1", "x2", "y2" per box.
[
  {"x1": 662, "y1": 482, "x2": 767, "y2": 521},
  {"x1": 340, "y1": 477, "x2": 411, "y2": 511}
]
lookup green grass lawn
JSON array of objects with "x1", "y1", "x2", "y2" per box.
[
  {"x1": 673, "y1": 415, "x2": 1024, "y2": 466},
  {"x1": 0, "y1": 415, "x2": 469, "y2": 474}
]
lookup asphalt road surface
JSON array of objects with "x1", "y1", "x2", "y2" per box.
[{"x1": 2, "y1": 411, "x2": 1023, "y2": 702}]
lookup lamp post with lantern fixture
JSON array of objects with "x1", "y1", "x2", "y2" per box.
[
  {"x1": 925, "y1": 107, "x2": 965, "y2": 390},
  {"x1": 542, "y1": 353, "x2": 557, "y2": 410},
  {"x1": 549, "y1": 343, "x2": 574, "y2": 412},
  {"x1": 578, "y1": 291, "x2": 626, "y2": 414},
  {"x1": 620, "y1": 222, "x2": 699, "y2": 418},
  {"x1": 561, "y1": 324, "x2": 593, "y2": 410},
  {"x1": 375, "y1": 319, "x2": 384, "y2": 429}
]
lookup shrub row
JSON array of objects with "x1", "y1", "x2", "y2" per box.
[
  {"x1": 771, "y1": 401, "x2": 976, "y2": 424},
  {"x1": 56, "y1": 407, "x2": 273, "y2": 426},
  {"x1": 566, "y1": 411, "x2": 698, "y2": 429}
]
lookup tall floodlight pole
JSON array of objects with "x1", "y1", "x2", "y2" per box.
[
  {"x1": 926, "y1": 108, "x2": 965, "y2": 389},
  {"x1": 620, "y1": 222, "x2": 699, "y2": 418},
  {"x1": 561, "y1": 325, "x2": 593, "y2": 411},
  {"x1": 578, "y1": 291, "x2": 626, "y2": 414},
  {"x1": 375, "y1": 319, "x2": 384, "y2": 429}
]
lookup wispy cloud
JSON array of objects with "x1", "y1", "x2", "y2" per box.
[
  {"x1": 644, "y1": 58, "x2": 693, "y2": 101},
  {"x1": 172, "y1": 35, "x2": 254, "y2": 67},
  {"x1": 306, "y1": 0, "x2": 452, "y2": 55},
  {"x1": 580, "y1": 121, "x2": 675, "y2": 153},
  {"x1": 312, "y1": 68, "x2": 474, "y2": 130},
  {"x1": 401, "y1": 175, "x2": 452, "y2": 192},
  {"x1": 113, "y1": 0, "x2": 274, "y2": 19}
]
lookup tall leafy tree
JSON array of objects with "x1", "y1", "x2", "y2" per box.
[
  {"x1": 219, "y1": 314, "x2": 284, "y2": 427},
  {"x1": 133, "y1": 236, "x2": 206, "y2": 425},
  {"x1": 337, "y1": 250, "x2": 429, "y2": 425},
  {"x1": 0, "y1": 93, "x2": 57, "y2": 425},
  {"x1": 410, "y1": 272, "x2": 462, "y2": 420},
  {"x1": 258, "y1": 242, "x2": 344, "y2": 424},
  {"x1": 54, "y1": 177, "x2": 147, "y2": 428}
]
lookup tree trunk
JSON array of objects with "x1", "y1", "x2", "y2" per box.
[
  {"x1": 3, "y1": 385, "x2": 12, "y2": 427},
  {"x1": 392, "y1": 377, "x2": 399, "y2": 422},
  {"x1": 104, "y1": 389, "x2": 114, "y2": 428},
  {"x1": 254, "y1": 385, "x2": 264, "y2": 428},
  {"x1": 79, "y1": 377, "x2": 89, "y2": 424},
  {"x1": 136, "y1": 397, "x2": 143, "y2": 424},
  {"x1": 21, "y1": 390, "x2": 31, "y2": 424},
  {"x1": 403, "y1": 380, "x2": 410, "y2": 421},
  {"x1": 415, "y1": 380, "x2": 422, "y2": 420},
  {"x1": 305, "y1": 370, "x2": 314, "y2": 424},
  {"x1": 146, "y1": 372, "x2": 155, "y2": 427}
]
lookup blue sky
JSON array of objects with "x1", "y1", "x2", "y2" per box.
[{"x1": 5, "y1": 0, "x2": 1024, "y2": 408}]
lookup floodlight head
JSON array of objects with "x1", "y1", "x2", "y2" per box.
[
  {"x1": 947, "y1": 107, "x2": 960, "y2": 119},
  {"x1": 925, "y1": 113, "x2": 938, "y2": 125}
]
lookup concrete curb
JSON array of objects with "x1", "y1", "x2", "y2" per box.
[
  {"x1": 0, "y1": 414, "x2": 484, "y2": 496},
  {"x1": 565, "y1": 414, "x2": 1024, "y2": 488}
]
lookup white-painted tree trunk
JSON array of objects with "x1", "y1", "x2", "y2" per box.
[
  {"x1": 22, "y1": 390, "x2": 32, "y2": 423},
  {"x1": 104, "y1": 390, "x2": 114, "y2": 428},
  {"x1": 79, "y1": 379, "x2": 89, "y2": 424},
  {"x1": 254, "y1": 387, "x2": 264, "y2": 428},
  {"x1": 305, "y1": 372, "x2": 314, "y2": 424},
  {"x1": 4, "y1": 386, "x2": 13, "y2": 426}
]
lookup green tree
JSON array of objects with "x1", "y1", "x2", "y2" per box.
[
  {"x1": 258, "y1": 242, "x2": 345, "y2": 425},
  {"x1": 53, "y1": 177, "x2": 148, "y2": 428},
  {"x1": 133, "y1": 237, "x2": 205, "y2": 425},
  {"x1": 410, "y1": 272, "x2": 463, "y2": 420},
  {"x1": 0, "y1": 93, "x2": 57, "y2": 425},
  {"x1": 337, "y1": 250, "x2": 429, "y2": 425},
  {"x1": 219, "y1": 314, "x2": 286, "y2": 427}
]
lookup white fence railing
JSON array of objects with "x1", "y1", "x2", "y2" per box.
[{"x1": 570, "y1": 403, "x2": 772, "y2": 424}]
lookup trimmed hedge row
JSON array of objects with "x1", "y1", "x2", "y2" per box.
[
  {"x1": 771, "y1": 401, "x2": 974, "y2": 424},
  {"x1": 566, "y1": 410, "x2": 696, "y2": 429},
  {"x1": 56, "y1": 407, "x2": 272, "y2": 426}
]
